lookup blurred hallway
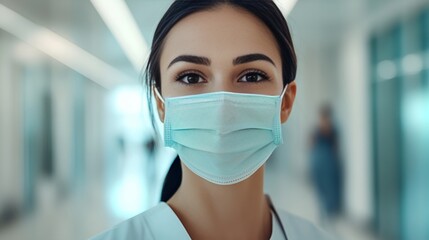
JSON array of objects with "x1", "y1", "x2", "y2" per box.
[{"x1": 1, "y1": 0, "x2": 429, "y2": 239}]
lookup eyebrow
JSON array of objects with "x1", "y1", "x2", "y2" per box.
[
  {"x1": 167, "y1": 53, "x2": 276, "y2": 69},
  {"x1": 233, "y1": 53, "x2": 276, "y2": 67},
  {"x1": 168, "y1": 55, "x2": 211, "y2": 68}
]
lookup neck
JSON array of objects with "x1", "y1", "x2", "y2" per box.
[{"x1": 167, "y1": 163, "x2": 272, "y2": 240}]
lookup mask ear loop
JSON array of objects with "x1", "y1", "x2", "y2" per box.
[
  {"x1": 152, "y1": 84, "x2": 165, "y2": 104},
  {"x1": 273, "y1": 84, "x2": 289, "y2": 145},
  {"x1": 280, "y1": 84, "x2": 289, "y2": 100}
]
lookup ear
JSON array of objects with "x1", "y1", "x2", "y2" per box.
[
  {"x1": 153, "y1": 87, "x2": 165, "y2": 123},
  {"x1": 280, "y1": 81, "x2": 297, "y2": 124}
]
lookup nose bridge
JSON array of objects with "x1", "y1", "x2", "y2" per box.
[{"x1": 212, "y1": 71, "x2": 234, "y2": 92}]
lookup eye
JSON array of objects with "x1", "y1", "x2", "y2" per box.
[
  {"x1": 176, "y1": 71, "x2": 206, "y2": 84},
  {"x1": 238, "y1": 70, "x2": 269, "y2": 83}
]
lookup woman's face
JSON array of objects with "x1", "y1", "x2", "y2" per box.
[
  {"x1": 156, "y1": 4, "x2": 296, "y2": 123},
  {"x1": 159, "y1": 5, "x2": 284, "y2": 98}
]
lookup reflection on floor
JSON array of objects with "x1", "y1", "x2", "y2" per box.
[{"x1": 0, "y1": 157, "x2": 378, "y2": 240}]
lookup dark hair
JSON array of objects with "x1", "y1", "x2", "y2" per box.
[
  {"x1": 321, "y1": 105, "x2": 332, "y2": 117},
  {"x1": 144, "y1": 0, "x2": 297, "y2": 202}
]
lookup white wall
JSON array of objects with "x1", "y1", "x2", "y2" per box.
[
  {"x1": 0, "y1": 31, "x2": 24, "y2": 208},
  {"x1": 0, "y1": 30, "x2": 107, "y2": 213},
  {"x1": 337, "y1": 27, "x2": 373, "y2": 223}
]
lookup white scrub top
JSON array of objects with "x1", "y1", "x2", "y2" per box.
[{"x1": 90, "y1": 197, "x2": 332, "y2": 240}]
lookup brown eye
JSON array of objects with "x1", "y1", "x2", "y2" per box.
[
  {"x1": 245, "y1": 73, "x2": 260, "y2": 82},
  {"x1": 176, "y1": 72, "x2": 205, "y2": 84},
  {"x1": 238, "y1": 70, "x2": 269, "y2": 83}
]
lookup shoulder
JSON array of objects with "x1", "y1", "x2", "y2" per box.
[
  {"x1": 276, "y1": 209, "x2": 335, "y2": 240},
  {"x1": 89, "y1": 203, "x2": 175, "y2": 240},
  {"x1": 88, "y1": 204, "x2": 164, "y2": 240}
]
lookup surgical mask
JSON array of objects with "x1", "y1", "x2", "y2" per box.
[{"x1": 155, "y1": 86, "x2": 287, "y2": 185}]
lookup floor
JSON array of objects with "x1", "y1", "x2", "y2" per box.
[
  {"x1": 264, "y1": 159, "x2": 379, "y2": 240},
  {"x1": 0, "y1": 155, "x2": 379, "y2": 240}
]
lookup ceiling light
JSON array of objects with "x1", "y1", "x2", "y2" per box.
[
  {"x1": 91, "y1": 0, "x2": 149, "y2": 72},
  {"x1": 377, "y1": 60, "x2": 397, "y2": 81},
  {"x1": 274, "y1": 0, "x2": 299, "y2": 16},
  {"x1": 402, "y1": 54, "x2": 423, "y2": 76},
  {"x1": 0, "y1": 3, "x2": 132, "y2": 89}
]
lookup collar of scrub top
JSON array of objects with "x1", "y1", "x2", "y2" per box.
[{"x1": 267, "y1": 195, "x2": 289, "y2": 240}]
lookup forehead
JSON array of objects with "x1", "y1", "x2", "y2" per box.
[{"x1": 160, "y1": 5, "x2": 281, "y2": 67}]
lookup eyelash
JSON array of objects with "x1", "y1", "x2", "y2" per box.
[
  {"x1": 175, "y1": 70, "x2": 206, "y2": 85},
  {"x1": 174, "y1": 69, "x2": 270, "y2": 85},
  {"x1": 238, "y1": 69, "x2": 270, "y2": 83}
]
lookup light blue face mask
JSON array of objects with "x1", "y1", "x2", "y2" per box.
[{"x1": 155, "y1": 86, "x2": 287, "y2": 185}]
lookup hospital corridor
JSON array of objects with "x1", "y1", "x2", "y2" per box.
[{"x1": 1, "y1": 0, "x2": 429, "y2": 239}]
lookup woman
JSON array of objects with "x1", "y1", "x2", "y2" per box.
[{"x1": 91, "y1": 1, "x2": 332, "y2": 239}]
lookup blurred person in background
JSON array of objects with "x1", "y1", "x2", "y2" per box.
[
  {"x1": 310, "y1": 105, "x2": 343, "y2": 223},
  {"x1": 144, "y1": 137, "x2": 157, "y2": 182}
]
